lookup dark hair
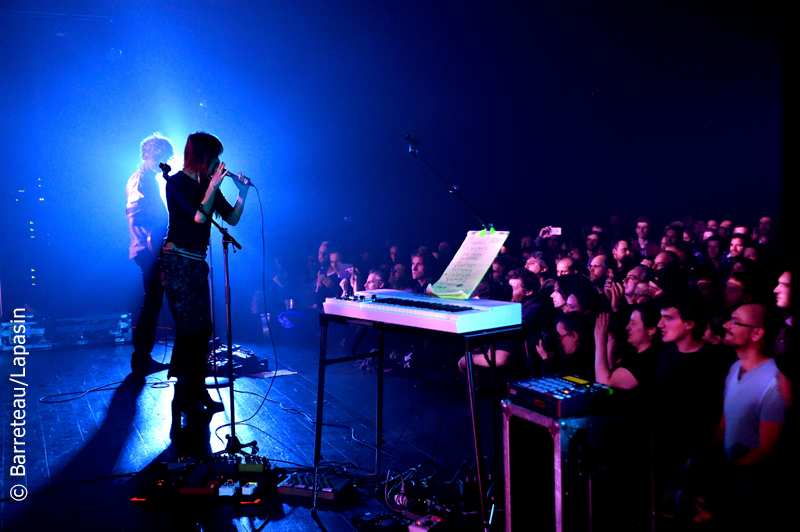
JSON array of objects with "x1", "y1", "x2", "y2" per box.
[
  {"x1": 569, "y1": 287, "x2": 598, "y2": 314},
  {"x1": 472, "y1": 279, "x2": 490, "y2": 299},
  {"x1": 388, "y1": 243, "x2": 405, "y2": 263},
  {"x1": 556, "y1": 273, "x2": 595, "y2": 300},
  {"x1": 507, "y1": 267, "x2": 541, "y2": 295},
  {"x1": 411, "y1": 248, "x2": 440, "y2": 281},
  {"x1": 493, "y1": 254, "x2": 519, "y2": 271},
  {"x1": 184, "y1": 132, "x2": 223, "y2": 180},
  {"x1": 728, "y1": 270, "x2": 764, "y2": 303},
  {"x1": 705, "y1": 235, "x2": 723, "y2": 250},
  {"x1": 556, "y1": 311, "x2": 592, "y2": 343},
  {"x1": 411, "y1": 248, "x2": 433, "y2": 265},
  {"x1": 743, "y1": 243, "x2": 765, "y2": 261},
  {"x1": 730, "y1": 233, "x2": 751, "y2": 246},
  {"x1": 664, "y1": 224, "x2": 683, "y2": 236},
  {"x1": 599, "y1": 254, "x2": 618, "y2": 272},
  {"x1": 612, "y1": 239, "x2": 630, "y2": 252},
  {"x1": 659, "y1": 290, "x2": 710, "y2": 340},
  {"x1": 730, "y1": 256, "x2": 758, "y2": 275},
  {"x1": 634, "y1": 300, "x2": 662, "y2": 329}
]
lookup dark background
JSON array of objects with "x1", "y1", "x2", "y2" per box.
[{"x1": 0, "y1": 0, "x2": 783, "y2": 321}]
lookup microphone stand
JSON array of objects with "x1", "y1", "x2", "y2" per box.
[
  {"x1": 404, "y1": 137, "x2": 500, "y2": 531},
  {"x1": 405, "y1": 134, "x2": 499, "y2": 294},
  {"x1": 159, "y1": 163, "x2": 256, "y2": 456},
  {"x1": 406, "y1": 134, "x2": 491, "y2": 231},
  {"x1": 207, "y1": 238, "x2": 225, "y2": 387}
]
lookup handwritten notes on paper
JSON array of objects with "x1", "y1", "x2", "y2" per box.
[{"x1": 430, "y1": 230, "x2": 509, "y2": 299}]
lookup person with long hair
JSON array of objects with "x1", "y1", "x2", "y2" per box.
[{"x1": 160, "y1": 132, "x2": 250, "y2": 428}]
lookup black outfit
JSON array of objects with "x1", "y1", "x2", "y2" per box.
[
  {"x1": 410, "y1": 278, "x2": 431, "y2": 294},
  {"x1": 538, "y1": 277, "x2": 556, "y2": 300},
  {"x1": 127, "y1": 167, "x2": 169, "y2": 372},
  {"x1": 649, "y1": 342, "x2": 734, "y2": 509},
  {"x1": 315, "y1": 270, "x2": 342, "y2": 309},
  {"x1": 131, "y1": 253, "x2": 165, "y2": 370},
  {"x1": 614, "y1": 343, "x2": 660, "y2": 396},
  {"x1": 160, "y1": 171, "x2": 233, "y2": 390},
  {"x1": 490, "y1": 296, "x2": 554, "y2": 381}
]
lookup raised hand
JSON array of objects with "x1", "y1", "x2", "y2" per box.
[
  {"x1": 536, "y1": 339, "x2": 551, "y2": 360},
  {"x1": 609, "y1": 282, "x2": 624, "y2": 313},
  {"x1": 594, "y1": 313, "x2": 610, "y2": 345}
]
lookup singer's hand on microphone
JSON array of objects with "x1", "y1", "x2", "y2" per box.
[
  {"x1": 232, "y1": 172, "x2": 251, "y2": 191},
  {"x1": 211, "y1": 162, "x2": 227, "y2": 188}
]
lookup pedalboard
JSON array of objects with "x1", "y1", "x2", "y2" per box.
[
  {"x1": 276, "y1": 472, "x2": 351, "y2": 501},
  {"x1": 133, "y1": 454, "x2": 275, "y2": 504}
]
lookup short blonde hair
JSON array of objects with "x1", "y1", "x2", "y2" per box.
[{"x1": 140, "y1": 133, "x2": 175, "y2": 162}]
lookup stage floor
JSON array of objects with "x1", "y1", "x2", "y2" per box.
[{"x1": 1, "y1": 323, "x2": 498, "y2": 531}]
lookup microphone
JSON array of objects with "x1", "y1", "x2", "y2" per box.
[
  {"x1": 224, "y1": 169, "x2": 255, "y2": 187},
  {"x1": 159, "y1": 162, "x2": 171, "y2": 173},
  {"x1": 405, "y1": 134, "x2": 420, "y2": 155}
]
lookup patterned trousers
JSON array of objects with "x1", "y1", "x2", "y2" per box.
[{"x1": 160, "y1": 253, "x2": 212, "y2": 387}]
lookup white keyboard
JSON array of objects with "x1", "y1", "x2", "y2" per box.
[{"x1": 323, "y1": 289, "x2": 521, "y2": 334}]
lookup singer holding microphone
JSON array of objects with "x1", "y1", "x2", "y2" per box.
[{"x1": 160, "y1": 132, "x2": 250, "y2": 428}]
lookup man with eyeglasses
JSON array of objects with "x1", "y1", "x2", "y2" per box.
[
  {"x1": 526, "y1": 256, "x2": 556, "y2": 297},
  {"x1": 716, "y1": 304, "x2": 785, "y2": 466},
  {"x1": 389, "y1": 263, "x2": 411, "y2": 291},
  {"x1": 632, "y1": 282, "x2": 654, "y2": 304},
  {"x1": 623, "y1": 265, "x2": 651, "y2": 306},
  {"x1": 684, "y1": 304, "x2": 787, "y2": 524}
]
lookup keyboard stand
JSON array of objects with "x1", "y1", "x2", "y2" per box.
[{"x1": 312, "y1": 312, "x2": 526, "y2": 531}]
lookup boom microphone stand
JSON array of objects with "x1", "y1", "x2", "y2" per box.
[
  {"x1": 405, "y1": 136, "x2": 500, "y2": 532},
  {"x1": 159, "y1": 163, "x2": 256, "y2": 456}
]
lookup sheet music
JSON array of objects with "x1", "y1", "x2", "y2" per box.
[{"x1": 430, "y1": 230, "x2": 509, "y2": 299}]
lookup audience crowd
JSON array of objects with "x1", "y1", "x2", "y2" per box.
[{"x1": 271, "y1": 213, "x2": 792, "y2": 529}]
